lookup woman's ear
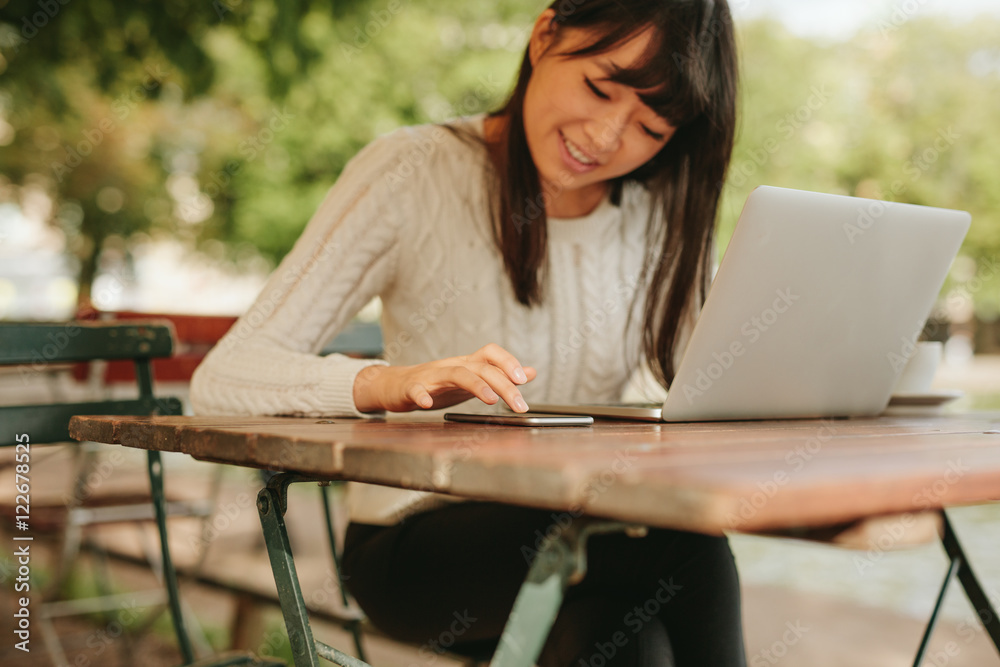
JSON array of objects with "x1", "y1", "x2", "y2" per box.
[{"x1": 528, "y1": 8, "x2": 560, "y2": 67}]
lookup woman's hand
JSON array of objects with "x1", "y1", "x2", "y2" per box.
[{"x1": 353, "y1": 343, "x2": 537, "y2": 413}]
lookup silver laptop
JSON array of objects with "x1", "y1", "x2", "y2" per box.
[{"x1": 533, "y1": 185, "x2": 971, "y2": 422}]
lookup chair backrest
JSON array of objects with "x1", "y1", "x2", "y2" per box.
[{"x1": 0, "y1": 321, "x2": 184, "y2": 447}]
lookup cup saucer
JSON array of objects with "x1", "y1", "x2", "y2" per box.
[{"x1": 887, "y1": 389, "x2": 965, "y2": 407}]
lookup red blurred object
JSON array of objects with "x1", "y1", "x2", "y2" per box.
[{"x1": 73, "y1": 311, "x2": 237, "y2": 383}]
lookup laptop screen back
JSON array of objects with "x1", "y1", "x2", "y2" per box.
[{"x1": 662, "y1": 186, "x2": 970, "y2": 421}]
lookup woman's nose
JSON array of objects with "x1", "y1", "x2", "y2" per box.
[{"x1": 587, "y1": 112, "x2": 626, "y2": 154}]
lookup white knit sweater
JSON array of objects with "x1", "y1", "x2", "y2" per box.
[{"x1": 190, "y1": 114, "x2": 681, "y2": 524}]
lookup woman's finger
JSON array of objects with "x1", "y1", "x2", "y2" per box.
[
  {"x1": 405, "y1": 383, "x2": 434, "y2": 409},
  {"x1": 439, "y1": 366, "x2": 502, "y2": 406},
  {"x1": 473, "y1": 343, "x2": 530, "y2": 385},
  {"x1": 467, "y1": 361, "x2": 529, "y2": 413}
]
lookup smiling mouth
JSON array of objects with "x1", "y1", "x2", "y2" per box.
[{"x1": 561, "y1": 132, "x2": 597, "y2": 166}]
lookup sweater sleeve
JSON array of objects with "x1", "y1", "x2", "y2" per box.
[{"x1": 190, "y1": 133, "x2": 411, "y2": 418}]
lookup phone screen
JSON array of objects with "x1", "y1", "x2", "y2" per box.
[{"x1": 444, "y1": 412, "x2": 594, "y2": 427}]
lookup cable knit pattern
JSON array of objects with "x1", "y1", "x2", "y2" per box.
[{"x1": 191, "y1": 114, "x2": 657, "y2": 524}]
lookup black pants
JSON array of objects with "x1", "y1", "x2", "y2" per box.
[{"x1": 342, "y1": 502, "x2": 746, "y2": 667}]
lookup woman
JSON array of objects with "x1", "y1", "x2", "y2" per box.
[{"x1": 192, "y1": 0, "x2": 742, "y2": 664}]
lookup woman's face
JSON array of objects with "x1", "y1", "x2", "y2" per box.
[{"x1": 522, "y1": 11, "x2": 676, "y2": 214}]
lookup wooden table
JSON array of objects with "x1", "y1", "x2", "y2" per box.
[{"x1": 70, "y1": 411, "x2": 1000, "y2": 667}]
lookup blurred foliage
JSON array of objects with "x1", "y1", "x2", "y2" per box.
[
  {"x1": 0, "y1": 0, "x2": 531, "y2": 295},
  {"x1": 722, "y1": 17, "x2": 1000, "y2": 320},
  {"x1": 0, "y1": 1, "x2": 998, "y2": 316}
]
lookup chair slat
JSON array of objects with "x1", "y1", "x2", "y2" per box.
[{"x1": 0, "y1": 321, "x2": 176, "y2": 365}]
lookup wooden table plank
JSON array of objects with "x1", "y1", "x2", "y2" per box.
[
  {"x1": 69, "y1": 412, "x2": 1000, "y2": 451},
  {"x1": 68, "y1": 412, "x2": 1000, "y2": 535},
  {"x1": 585, "y1": 435, "x2": 1000, "y2": 533}
]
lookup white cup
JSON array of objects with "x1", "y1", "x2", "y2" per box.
[{"x1": 892, "y1": 341, "x2": 943, "y2": 394}]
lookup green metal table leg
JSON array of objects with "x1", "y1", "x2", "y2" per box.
[
  {"x1": 257, "y1": 474, "x2": 374, "y2": 667},
  {"x1": 912, "y1": 556, "x2": 961, "y2": 666},
  {"x1": 257, "y1": 483, "x2": 322, "y2": 667},
  {"x1": 315, "y1": 640, "x2": 373, "y2": 667},
  {"x1": 488, "y1": 521, "x2": 645, "y2": 667},
  {"x1": 912, "y1": 510, "x2": 1000, "y2": 666},
  {"x1": 942, "y1": 511, "x2": 1000, "y2": 655}
]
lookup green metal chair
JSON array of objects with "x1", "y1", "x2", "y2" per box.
[{"x1": 0, "y1": 320, "x2": 284, "y2": 667}]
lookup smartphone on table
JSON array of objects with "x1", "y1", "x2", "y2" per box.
[{"x1": 444, "y1": 412, "x2": 594, "y2": 427}]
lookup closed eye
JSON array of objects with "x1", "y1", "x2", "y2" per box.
[
  {"x1": 641, "y1": 125, "x2": 666, "y2": 141},
  {"x1": 585, "y1": 74, "x2": 668, "y2": 141},
  {"x1": 584, "y1": 76, "x2": 610, "y2": 100}
]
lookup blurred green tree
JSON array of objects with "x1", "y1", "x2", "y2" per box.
[{"x1": 0, "y1": 0, "x2": 531, "y2": 303}]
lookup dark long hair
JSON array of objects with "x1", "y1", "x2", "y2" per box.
[{"x1": 486, "y1": 0, "x2": 737, "y2": 389}]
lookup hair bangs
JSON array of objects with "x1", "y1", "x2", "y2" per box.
[{"x1": 561, "y1": 18, "x2": 712, "y2": 129}]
